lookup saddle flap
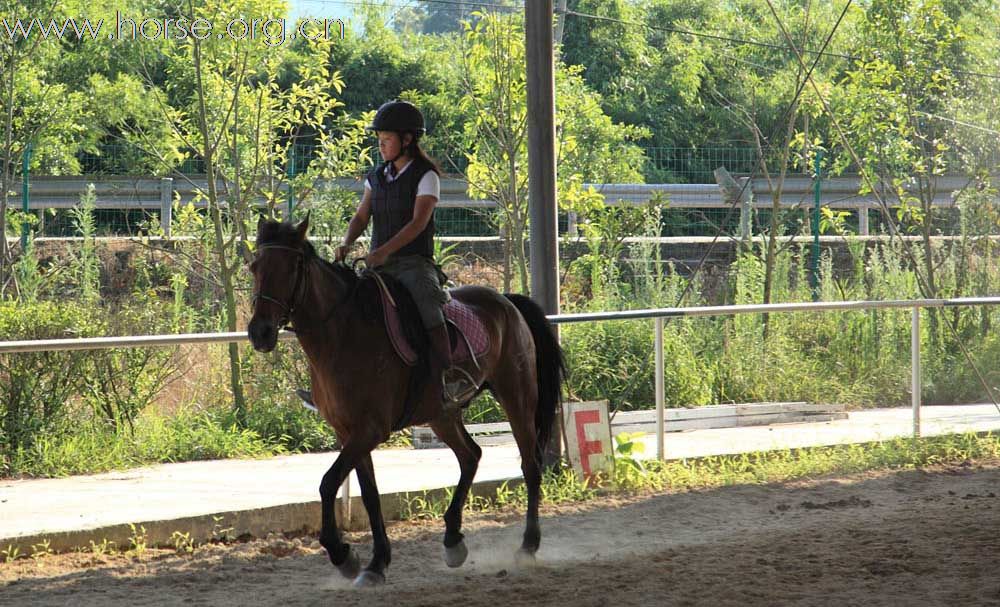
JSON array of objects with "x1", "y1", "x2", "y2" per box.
[{"x1": 375, "y1": 276, "x2": 489, "y2": 367}]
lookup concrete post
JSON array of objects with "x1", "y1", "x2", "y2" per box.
[
  {"x1": 912, "y1": 307, "x2": 921, "y2": 438},
  {"x1": 160, "y1": 177, "x2": 173, "y2": 238},
  {"x1": 526, "y1": 0, "x2": 561, "y2": 466}
]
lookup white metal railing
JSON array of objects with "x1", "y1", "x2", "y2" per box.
[
  {"x1": 549, "y1": 297, "x2": 1000, "y2": 458},
  {"x1": 3, "y1": 297, "x2": 1000, "y2": 459}
]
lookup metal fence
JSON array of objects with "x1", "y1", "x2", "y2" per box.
[
  {"x1": 7, "y1": 174, "x2": 995, "y2": 240},
  {"x1": 74, "y1": 143, "x2": 768, "y2": 182},
  {"x1": 3, "y1": 296, "x2": 1000, "y2": 461},
  {"x1": 11, "y1": 140, "x2": 998, "y2": 239}
]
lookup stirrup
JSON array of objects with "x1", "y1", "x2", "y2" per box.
[
  {"x1": 295, "y1": 389, "x2": 318, "y2": 413},
  {"x1": 442, "y1": 367, "x2": 479, "y2": 406}
]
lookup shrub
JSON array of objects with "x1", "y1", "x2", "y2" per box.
[{"x1": 0, "y1": 301, "x2": 104, "y2": 473}]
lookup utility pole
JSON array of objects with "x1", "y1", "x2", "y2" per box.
[
  {"x1": 555, "y1": 0, "x2": 568, "y2": 46},
  {"x1": 526, "y1": 0, "x2": 561, "y2": 467}
]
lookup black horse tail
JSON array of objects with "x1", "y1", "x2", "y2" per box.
[{"x1": 504, "y1": 293, "x2": 566, "y2": 464}]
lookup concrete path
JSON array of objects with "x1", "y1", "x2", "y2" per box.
[{"x1": 2, "y1": 403, "x2": 999, "y2": 553}]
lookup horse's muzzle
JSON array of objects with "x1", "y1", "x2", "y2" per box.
[{"x1": 248, "y1": 316, "x2": 278, "y2": 353}]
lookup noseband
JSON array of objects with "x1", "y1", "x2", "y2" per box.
[{"x1": 251, "y1": 244, "x2": 307, "y2": 331}]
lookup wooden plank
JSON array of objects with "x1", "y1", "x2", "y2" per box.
[
  {"x1": 735, "y1": 402, "x2": 845, "y2": 416},
  {"x1": 415, "y1": 403, "x2": 851, "y2": 448}
]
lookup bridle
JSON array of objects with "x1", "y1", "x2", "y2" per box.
[
  {"x1": 251, "y1": 243, "x2": 361, "y2": 333},
  {"x1": 251, "y1": 244, "x2": 307, "y2": 331}
]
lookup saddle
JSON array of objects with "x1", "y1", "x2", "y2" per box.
[{"x1": 368, "y1": 271, "x2": 490, "y2": 368}]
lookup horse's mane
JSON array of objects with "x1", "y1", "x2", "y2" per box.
[
  {"x1": 257, "y1": 219, "x2": 430, "y2": 371},
  {"x1": 257, "y1": 219, "x2": 359, "y2": 290}
]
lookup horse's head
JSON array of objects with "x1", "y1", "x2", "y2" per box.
[{"x1": 247, "y1": 214, "x2": 311, "y2": 352}]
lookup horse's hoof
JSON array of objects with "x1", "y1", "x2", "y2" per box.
[
  {"x1": 514, "y1": 548, "x2": 537, "y2": 568},
  {"x1": 335, "y1": 547, "x2": 361, "y2": 579},
  {"x1": 353, "y1": 570, "x2": 386, "y2": 588},
  {"x1": 444, "y1": 540, "x2": 469, "y2": 568}
]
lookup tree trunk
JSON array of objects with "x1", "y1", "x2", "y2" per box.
[
  {"x1": 192, "y1": 32, "x2": 247, "y2": 425},
  {"x1": 502, "y1": 221, "x2": 512, "y2": 293},
  {"x1": 0, "y1": 51, "x2": 16, "y2": 297},
  {"x1": 920, "y1": 175, "x2": 939, "y2": 346}
]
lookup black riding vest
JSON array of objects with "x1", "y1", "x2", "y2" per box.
[{"x1": 366, "y1": 157, "x2": 437, "y2": 259}]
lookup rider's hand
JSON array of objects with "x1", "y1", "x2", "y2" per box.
[
  {"x1": 334, "y1": 244, "x2": 352, "y2": 262},
  {"x1": 366, "y1": 247, "x2": 389, "y2": 268}
]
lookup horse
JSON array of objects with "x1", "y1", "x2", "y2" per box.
[{"x1": 246, "y1": 216, "x2": 566, "y2": 587}]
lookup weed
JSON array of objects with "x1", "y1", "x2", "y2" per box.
[
  {"x1": 211, "y1": 515, "x2": 235, "y2": 543},
  {"x1": 30, "y1": 539, "x2": 54, "y2": 563},
  {"x1": 127, "y1": 523, "x2": 148, "y2": 557},
  {"x1": 170, "y1": 531, "x2": 196, "y2": 555},
  {"x1": 89, "y1": 538, "x2": 117, "y2": 556}
]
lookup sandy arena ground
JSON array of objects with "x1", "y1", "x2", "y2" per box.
[{"x1": 2, "y1": 461, "x2": 999, "y2": 606}]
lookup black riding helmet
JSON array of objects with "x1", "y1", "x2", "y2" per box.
[{"x1": 366, "y1": 100, "x2": 426, "y2": 135}]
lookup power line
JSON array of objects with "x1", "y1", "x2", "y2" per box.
[
  {"x1": 303, "y1": 0, "x2": 1000, "y2": 83},
  {"x1": 916, "y1": 111, "x2": 1000, "y2": 137},
  {"x1": 562, "y1": 7, "x2": 1000, "y2": 82}
]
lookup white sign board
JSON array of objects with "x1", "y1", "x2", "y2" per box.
[{"x1": 562, "y1": 400, "x2": 613, "y2": 478}]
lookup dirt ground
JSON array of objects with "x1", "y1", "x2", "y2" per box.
[{"x1": 2, "y1": 461, "x2": 1000, "y2": 607}]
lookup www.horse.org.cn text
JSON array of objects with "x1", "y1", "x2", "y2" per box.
[{"x1": 0, "y1": 13, "x2": 346, "y2": 46}]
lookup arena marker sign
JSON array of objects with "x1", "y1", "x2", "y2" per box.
[{"x1": 562, "y1": 400, "x2": 613, "y2": 478}]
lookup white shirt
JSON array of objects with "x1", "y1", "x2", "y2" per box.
[{"x1": 364, "y1": 159, "x2": 440, "y2": 200}]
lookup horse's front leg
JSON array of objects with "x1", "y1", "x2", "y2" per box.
[
  {"x1": 352, "y1": 453, "x2": 390, "y2": 586},
  {"x1": 318, "y1": 442, "x2": 369, "y2": 579}
]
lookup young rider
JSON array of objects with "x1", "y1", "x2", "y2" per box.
[{"x1": 302, "y1": 100, "x2": 473, "y2": 411}]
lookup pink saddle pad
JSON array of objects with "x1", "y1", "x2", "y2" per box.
[{"x1": 381, "y1": 291, "x2": 490, "y2": 367}]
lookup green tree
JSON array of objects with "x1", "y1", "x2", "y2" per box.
[
  {"x1": 455, "y1": 11, "x2": 646, "y2": 293},
  {"x1": 129, "y1": 0, "x2": 357, "y2": 423},
  {"x1": 834, "y1": 0, "x2": 970, "y2": 305},
  {"x1": 0, "y1": 0, "x2": 91, "y2": 295}
]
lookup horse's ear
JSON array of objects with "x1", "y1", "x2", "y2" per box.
[
  {"x1": 256, "y1": 214, "x2": 266, "y2": 238},
  {"x1": 295, "y1": 211, "x2": 310, "y2": 241}
]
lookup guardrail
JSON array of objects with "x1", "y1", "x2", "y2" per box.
[
  {"x1": 3, "y1": 297, "x2": 1000, "y2": 461},
  {"x1": 8, "y1": 174, "x2": 991, "y2": 237}
]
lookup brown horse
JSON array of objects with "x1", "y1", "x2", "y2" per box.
[{"x1": 247, "y1": 216, "x2": 565, "y2": 587}]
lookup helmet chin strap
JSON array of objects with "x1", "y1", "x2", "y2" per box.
[{"x1": 386, "y1": 134, "x2": 415, "y2": 173}]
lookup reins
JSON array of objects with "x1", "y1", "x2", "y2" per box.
[{"x1": 252, "y1": 243, "x2": 360, "y2": 334}]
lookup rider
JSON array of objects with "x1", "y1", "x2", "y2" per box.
[{"x1": 300, "y1": 100, "x2": 474, "y2": 410}]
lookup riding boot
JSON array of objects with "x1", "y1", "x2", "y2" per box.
[{"x1": 428, "y1": 323, "x2": 477, "y2": 408}]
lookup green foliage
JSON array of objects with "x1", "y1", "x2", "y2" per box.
[
  {"x1": 7, "y1": 406, "x2": 285, "y2": 478},
  {"x1": 11, "y1": 238, "x2": 43, "y2": 302},
  {"x1": 562, "y1": 318, "x2": 712, "y2": 411},
  {"x1": 81, "y1": 300, "x2": 178, "y2": 436},
  {"x1": 69, "y1": 184, "x2": 101, "y2": 303},
  {"x1": 241, "y1": 342, "x2": 340, "y2": 452},
  {"x1": 0, "y1": 301, "x2": 104, "y2": 472}
]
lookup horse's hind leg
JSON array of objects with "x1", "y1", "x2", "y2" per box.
[
  {"x1": 352, "y1": 453, "x2": 391, "y2": 586},
  {"x1": 429, "y1": 413, "x2": 482, "y2": 568},
  {"x1": 491, "y1": 383, "x2": 542, "y2": 562}
]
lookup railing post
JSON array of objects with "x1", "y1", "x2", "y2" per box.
[
  {"x1": 159, "y1": 177, "x2": 173, "y2": 238},
  {"x1": 340, "y1": 474, "x2": 352, "y2": 530},
  {"x1": 655, "y1": 317, "x2": 665, "y2": 460},
  {"x1": 858, "y1": 204, "x2": 869, "y2": 236},
  {"x1": 911, "y1": 306, "x2": 921, "y2": 438}
]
